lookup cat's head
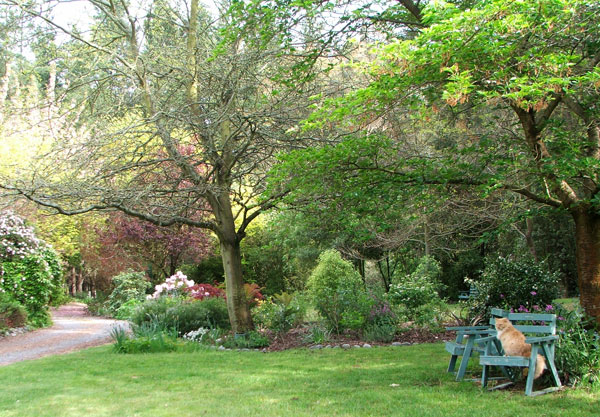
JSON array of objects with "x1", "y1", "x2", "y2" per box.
[{"x1": 494, "y1": 317, "x2": 511, "y2": 331}]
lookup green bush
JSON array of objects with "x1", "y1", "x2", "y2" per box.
[
  {"x1": 111, "y1": 324, "x2": 180, "y2": 354},
  {"x1": 221, "y1": 330, "x2": 270, "y2": 349},
  {"x1": 106, "y1": 271, "x2": 150, "y2": 316},
  {"x1": 252, "y1": 292, "x2": 306, "y2": 334},
  {"x1": 131, "y1": 296, "x2": 230, "y2": 335},
  {"x1": 470, "y1": 257, "x2": 560, "y2": 318},
  {"x1": 0, "y1": 294, "x2": 28, "y2": 329},
  {"x1": 82, "y1": 291, "x2": 110, "y2": 316},
  {"x1": 554, "y1": 305, "x2": 600, "y2": 387},
  {"x1": 1, "y1": 255, "x2": 54, "y2": 327},
  {"x1": 40, "y1": 247, "x2": 67, "y2": 307},
  {"x1": 387, "y1": 256, "x2": 446, "y2": 329},
  {"x1": 306, "y1": 250, "x2": 369, "y2": 333},
  {"x1": 114, "y1": 298, "x2": 142, "y2": 320}
]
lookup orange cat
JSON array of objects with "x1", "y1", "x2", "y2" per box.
[{"x1": 494, "y1": 317, "x2": 546, "y2": 379}]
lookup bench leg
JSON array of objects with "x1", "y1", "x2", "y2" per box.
[
  {"x1": 542, "y1": 343, "x2": 562, "y2": 389},
  {"x1": 448, "y1": 354, "x2": 459, "y2": 373},
  {"x1": 456, "y1": 337, "x2": 475, "y2": 381},
  {"x1": 525, "y1": 345, "x2": 538, "y2": 396}
]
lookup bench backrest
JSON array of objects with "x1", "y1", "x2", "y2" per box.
[{"x1": 489, "y1": 308, "x2": 557, "y2": 336}]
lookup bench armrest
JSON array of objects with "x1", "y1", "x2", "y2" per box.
[
  {"x1": 476, "y1": 334, "x2": 498, "y2": 344},
  {"x1": 446, "y1": 325, "x2": 489, "y2": 331},
  {"x1": 525, "y1": 335, "x2": 559, "y2": 344}
]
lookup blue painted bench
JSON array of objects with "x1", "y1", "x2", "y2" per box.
[
  {"x1": 458, "y1": 285, "x2": 479, "y2": 300},
  {"x1": 478, "y1": 309, "x2": 562, "y2": 396},
  {"x1": 445, "y1": 309, "x2": 507, "y2": 381}
]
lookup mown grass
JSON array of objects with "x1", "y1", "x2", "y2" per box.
[{"x1": 0, "y1": 343, "x2": 598, "y2": 417}]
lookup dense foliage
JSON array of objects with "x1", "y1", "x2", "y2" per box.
[
  {"x1": 252, "y1": 292, "x2": 307, "y2": 335},
  {"x1": 130, "y1": 296, "x2": 230, "y2": 335},
  {"x1": 387, "y1": 256, "x2": 447, "y2": 329},
  {"x1": 470, "y1": 257, "x2": 560, "y2": 318},
  {"x1": 554, "y1": 305, "x2": 600, "y2": 387},
  {"x1": 106, "y1": 271, "x2": 150, "y2": 316},
  {"x1": 0, "y1": 212, "x2": 64, "y2": 326},
  {"x1": 307, "y1": 250, "x2": 370, "y2": 333}
]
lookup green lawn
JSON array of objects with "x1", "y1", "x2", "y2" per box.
[{"x1": 0, "y1": 343, "x2": 598, "y2": 417}]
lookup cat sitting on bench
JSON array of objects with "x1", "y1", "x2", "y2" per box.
[{"x1": 495, "y1": 317, "x2": 546, "y2": 379}]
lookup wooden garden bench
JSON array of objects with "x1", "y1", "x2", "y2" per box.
[
  {"x1": 478, "y1": 309, "x2": 562, "y2": 396},
  {"x1": 458, "y1": 285, "x2": 479, "y2": 300},
  {"x1": 445, "y1": 308, "x2": 507, "y2": 381}
]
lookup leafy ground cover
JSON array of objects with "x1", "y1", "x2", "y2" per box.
[{"x1": 0, "y1": 343, "x2": 597, "y2": 417}]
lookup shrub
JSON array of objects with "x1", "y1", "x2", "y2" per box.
[
  {"x1": 183, "y1": 327, "x2": 227, "y2": 345},
  {"x1": 114, "y1": 298, "x2": 143, "y2": 320},
  {"x1": 244, "y1": 283, "x2": 264, "y2": 306},
  {"x1": 131, "y1": 296, "x2": 230, "y2": 335},
  {"x1": 1, "y1": 255, "x2": 54, "y2": 327},
  {"x1": 111, "y1": 323, "x2": 180, "y2": 354},
  {"x1": 149, "y1": 271, "x2": 195, "y2": 299},
  {"x1": 470, "y1": 257, "x2": 560, "y2": 318},
  {"x1": 553, "y1": 305, "x2": 600, "y2": 387},
  {"x1": 387, "y1": 256, "x2": 446, "y2": 329},
  {"x1": 0, "y1": 211, "x2": 41, "y2": 261},
  {"x1": 306, "y1": 249, "x2": 369, "y2": 333},
  {"x1": 0, "y1": 294, "x2": 28, "y2": 329},
  {"x1": 221, "y1": 330, "x2": 270, "y2": 349},
  {"x1": 106, "y1": 271, "x2": 150, "y2": 315},
  {"x1": 83, "y1": 291, "x2": 110, "y2": 316},
  {"x1": 252, "y1": 292, "x2": 306, "y2": 334},
  {"x1": 363, "y1": 296, "x2": 398, "y2": 342},
  {"x1": 186, "y1": 283, "x2": 225, "y2": 300}
]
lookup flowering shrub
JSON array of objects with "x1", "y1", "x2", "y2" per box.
[
  {"x1": 0, "y1": 211, "x2": 41, "y2": 261},
  {"x1": 186, "y1": 283, "x2": 224, "y2": 300},
  {"x1": 553, "y1": 304, "x2": 600, "y2": 387},
  {"x1": 363, "y1": 296, "x2": 398, "y2": 342},
  {"x1": 149, "y1": 271, "x2": 195, "y2": 299},
  {"x1": 0, "y1": 212, "x2": 64, "y2": 327},
  {"x1": 469, "y1": 257, "x2": 559, "y2": 318}
]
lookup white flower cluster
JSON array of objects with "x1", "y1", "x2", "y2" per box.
[
  {"x1": 183, "y1": 327, "x2": 209, "y2": 342},
  {"x1": 148, "y1": 271, "x2": 195, "y2": 299},
  {"x1": 0, "y1": 211, "x2": 41, "y2": 261}
]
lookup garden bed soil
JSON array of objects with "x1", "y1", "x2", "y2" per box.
[{"x1": 266, "y1": 327, "x2": 456, "y2": 351}]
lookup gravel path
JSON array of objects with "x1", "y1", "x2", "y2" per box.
[{"x1": 0, "y1": 303, "x2": 128, "y2": 366}]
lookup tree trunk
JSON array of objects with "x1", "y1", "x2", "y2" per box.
[
  {"x1": 71, "y1": 267, "x2": 76, "y2": 296},
  {"x1": 76, "y1": 271, "x2": 84, "y2": 294},
  {"x1": 213, "y1": 192, "x2": 254, "y2": 334},
  {"x1": 572, "y1": 209, "x2": 600, "y2": 324},
  {"x1": 525, "y1": 218, "x2": 539, "y2": 262},
  {"x1": 220, "y1": 238, "x2": 254, "y2": 333}
]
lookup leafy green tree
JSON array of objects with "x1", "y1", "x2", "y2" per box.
[
  {"x1": 3, "y1": 0, "x2": 318, "y2": 332},
  {"x1": 272, "y1": 0, "x2": 600, "y2": 323}
]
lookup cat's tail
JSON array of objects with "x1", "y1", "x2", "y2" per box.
[
  {"x1": 522, "y1": 354, "x2": 546, "y2": 379},
  {"x1": 534, "y1": 354, "x2": 546, "y2": 379}
]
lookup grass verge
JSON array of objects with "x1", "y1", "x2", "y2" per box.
[{"x1": 0, "y1": 343, "x2": 598, "y2": 417}]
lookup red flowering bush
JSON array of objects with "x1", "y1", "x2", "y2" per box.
[{"x1": 186, "y1": 283, "x2": 225, "y2": 300}]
